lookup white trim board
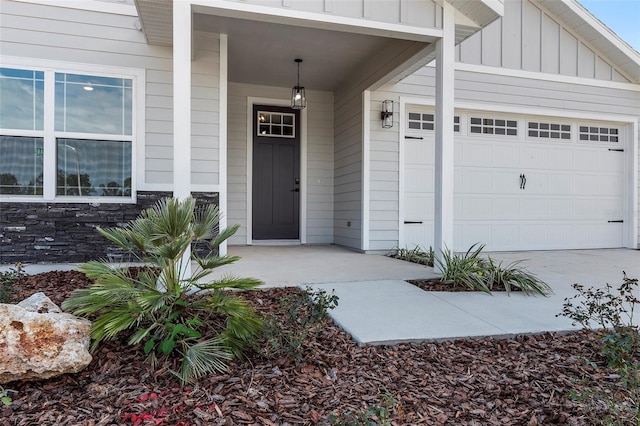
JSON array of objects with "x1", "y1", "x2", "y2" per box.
[
  {"x1": 245, "y1": 96, "x2": 308, "y2": 245},
  {"x1": 218, "y1": 34, "x2": 228, "y2": 256},
  {"x1": 454, "y1": 63, "x2": 640, "y2": 92},
  {"x1": 361, "y1": 90, "x2": 371, "y2": 251},
  {"x1": 190, "y1": 0, "x2": 442, "y2": 43},
  {"x1": 9, "y1": 0, "x2": 138, "y2": 16}
]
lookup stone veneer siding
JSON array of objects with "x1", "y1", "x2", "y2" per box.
[{"x1": 0, "y1": 192, "x2": 219, "y2": 264}]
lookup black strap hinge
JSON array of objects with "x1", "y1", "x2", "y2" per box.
[
  {"x1": 608, "y1": 220, "x2": 624, "y2": 223},
  {"x1": 404, "y1": 221, "x2": 423, "y2": 224},
  {"x1": 405, "y1": 136, "x2": 423, "y2": 140},
  {"x1": 608, "y1": 148, "x2": 624, "y2": 152}
]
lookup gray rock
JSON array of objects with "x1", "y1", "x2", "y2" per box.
[{"x1": 0, "y1": 295, "x2": 92, "y2": 384}]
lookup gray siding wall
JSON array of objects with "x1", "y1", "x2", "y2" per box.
[
  {"x1": 457, "y1": 0, "x2": 632, "y2": 83},
  {"x1": 227, "y1": 83, "x2": 334, "y2": 245},
  {"x1": 333, "y1": 91, "x2": 364, "y2": 249},
  {"x1": 234, "y1": 0, "x2": 441, "y2": 29},
  {"x1": 372, "y1": 66, "x2": 640, "y2": 250},
  {"x1": 0, "y1": 0, "x2": 221, "y2": 190}
]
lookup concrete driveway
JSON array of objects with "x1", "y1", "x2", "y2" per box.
[{"x1": 4, "y1": 245, "x2": 639, "y2": 345}]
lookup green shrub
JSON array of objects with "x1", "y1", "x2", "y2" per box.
[
  {"x1": 436, "y1": 243, "x2": 492, "y2": 293},
  {"x1": 0, "y1": 264, "x2": 25, "y2": 304},
  {"x1": 436, "y1": 244, "x2": 551, "y2": 296},
  {"x1": 257, "y1": 286, "x2": 338, "y2": 361},
  {"x1": 390, "y1": 245, "x2": 434, "y2": 267},
  {"x1": 62, "y1": 197, "x2": 263, "y2": 384},
  {"x1": 558, "y1": 273, "x2": 640, "y2": 424},
  {"x1": 484, "y1": 257, "x2": 552, "y2": 296}
]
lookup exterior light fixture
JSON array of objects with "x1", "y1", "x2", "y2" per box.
[
  {"x1": 291, "y1": 58, "x2": 306, "y2": 110},
  {"x1": 381, "y1": 100, "x2": 393, "y2": 128}
]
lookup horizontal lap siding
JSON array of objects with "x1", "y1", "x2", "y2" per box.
[
  {"x1": 456, "y1": 0, "x2": 633, "y2": 83},
  {"x1": 0, "y1": 1, "x2": 221, "y2": 189},
  {"x1": 334, "y1": 91, "x2": 363, "y2": 249},
  {"x1": 227, "y1": 83, "x2": 334, "y2": 245}
]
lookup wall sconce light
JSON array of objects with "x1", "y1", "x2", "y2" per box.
[
  {"x1": 291, "y1": 58, "x2": 306, "y2": 110},
  {"x1": 381, "y1": 100, "x2": 393, "y2": 128}
]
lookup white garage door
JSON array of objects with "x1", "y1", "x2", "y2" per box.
[{"x1": 402, "y1": 108, "x2": 626, "y2": 251}]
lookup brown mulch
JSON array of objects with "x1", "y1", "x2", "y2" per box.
[
  {"x1": 407, "y1": 278, "x2": 520, "y2": 292},
  {"x1": 2, "y1": 271, "x2": 634, "y2": 425}
]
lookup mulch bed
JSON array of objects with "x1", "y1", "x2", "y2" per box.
[{"x1": 2, "y1": 270, "x2": 634, "y2": 425}]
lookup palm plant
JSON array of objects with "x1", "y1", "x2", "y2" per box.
[{"x1": 62, "y1": 197, "x2": 262, "y2": 383}]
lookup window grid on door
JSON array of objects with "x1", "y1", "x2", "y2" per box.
[
  {"x1": 257, "y1": 111, "x2": 295, "y2": 138},
  {"x1": 527, "y1": 122, "x2": 571, "y2": 140},
  {"x1": 470, "y1": 117, "x2": 518, "y2": 136},
  {"x1": 579, "y1": 125, "x2": 619, "y2": 142},
  {"x1": 407, "y1": 112, "x2": 461, "y2": 132}
]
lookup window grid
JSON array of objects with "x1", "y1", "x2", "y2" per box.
[
  {"x1": 407, "y1": 112, "x2": 460, "y2": 132},
  {"x1": 579, "y1": 126, "x2": 619, "y2": 143},
  {"x1": 1, "y1": 66, "x2": 134, "y2": 200},
  {"x1": 528, "y1": 122, "x2": 571, "y2": 140},
  {"x1": 470, "y1": 117, "x2": 518, "y2": 136},
  {"x1": 257, "y1": 111, "x2": 295, "y2": 138}
]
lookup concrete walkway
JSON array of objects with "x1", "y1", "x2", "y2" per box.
[{"x1": 4, "y1": 246, "x2": 639, "y2": 345}]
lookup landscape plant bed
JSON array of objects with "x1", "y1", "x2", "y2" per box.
[
  {"x1": 407, "y1": 278, "x2": 521, "y2": 292},
  {"x1": 3, "y1": 270, "x2": 637, "y2": 425}
]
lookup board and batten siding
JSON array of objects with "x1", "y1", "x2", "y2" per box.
[
  {"x1": 226, "y1": 83, "x2": 334, "y2": 245},
  {"x1": 371, "y1": 66, "x2": 640, "y2": 250},
  {"x1": 0, "y1": 0, "x2": 221, "y2": 191},
  {"x1": 231, "y1": 0, "x2": 441, "y2": 29},
  {"x1": 457, "y1": 0, "x2": 632, "y2": 83},
  {"x1": 333, "y1": 91, "x2": 364, "y2": 249}
]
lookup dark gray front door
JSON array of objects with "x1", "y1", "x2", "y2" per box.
[{"x1": 252, "y1": 105, "x2": 300, "y2": 240}]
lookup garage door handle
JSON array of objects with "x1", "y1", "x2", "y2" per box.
[
  {"x1": 608, "y1": 148, "x2": 624, "y2": 152},
  {"x1": 405, "y1": 136, "x2": 423, "y2": 140},
  {"x1": 519, "y1": 174, "x2": 527, "y2": 190},
  {"x1": 608, "y1": 220, "x2": 623, "y2": 223},
  {"x1": 404, "y1": 221, "x2": 423, "y2": 224}
]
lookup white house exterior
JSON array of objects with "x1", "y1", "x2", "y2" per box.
[{"x1": 0, "y1": 0, "x2": 638, "y2": 264}]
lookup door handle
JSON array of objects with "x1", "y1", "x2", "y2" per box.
[
  {"x1": 291, "y1": 188, "x2": 299, "y2": 192},
  {"x1": 519, "y1": 174, "x2": 527, "y2": 190}
]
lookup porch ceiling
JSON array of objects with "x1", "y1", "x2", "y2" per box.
[
  {"x1": 193, "y1": 14, "x2": 412, "y2": 92},
  {"x1": 135, "y1": 0, "x2": 503, "y2": 92}
]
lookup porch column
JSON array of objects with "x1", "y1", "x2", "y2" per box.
[
  {"x1": 433, "y1": 2, "x2": 455, "y2": 273},
  {"x1": 173, "y1": 1, "x2": 192, "y2": 200},
  {"x1": 173, "y1": 1, "x2": 192, "y2": 277}
]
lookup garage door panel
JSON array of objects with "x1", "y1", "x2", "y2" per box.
[
  {"x1": 405, "y1": 223, "x2": 433, "y2": 250},
  {"x1": 520, "y1": 146, "x2": 549, "y2": 169},
  {"x1": 402, "y1": 108, "x2": 625, "y2": 251},
  {"x1": 405, "y1": 195, "x2": 433, "y2": 219}
]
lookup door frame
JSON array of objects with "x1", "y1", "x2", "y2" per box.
[{"x1": 246, "y1": 96, "x2": 307, "y2": 245}]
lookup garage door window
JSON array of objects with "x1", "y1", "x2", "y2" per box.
[
  {"x1": 579, "y1": 126, "x2": 619, "y2": 142},
  {"x1": 407, "y1": 112, "x2": 460, "y2": 132},
  {"x1": 470, "y1": 117, "x2": 517, "y2": 136},
  {"x1": 528, "y1": 122, "x2": 571, "y2": 140}
]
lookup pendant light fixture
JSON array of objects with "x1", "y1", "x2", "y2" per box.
[{"x1": 291, "y1": 58, "x2": 306, "y2": 110}]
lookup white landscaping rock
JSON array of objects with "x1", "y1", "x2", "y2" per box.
[{"x1": 0, "y1": 293, "x2": 92, "y2": 384}]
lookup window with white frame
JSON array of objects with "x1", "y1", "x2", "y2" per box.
[
  {"x1": 407, "y1": 112, "x2": 461, "y2": 132},
  {"x1": 0, "y1": 67, "x2": 134, "y2": 198},
  {"x1": 578, "y1": 125, "x2": 619, "y2": 143},
  {"x1": 527, "y1": 122, "x2": 571, "y2": 140},
  {"x1": 470, "y1": 117, "x2": 518, "y2": 136}
]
